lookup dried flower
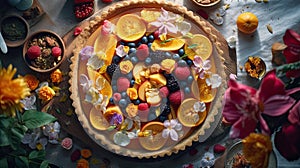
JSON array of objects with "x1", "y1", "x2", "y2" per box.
[
  {"x1": 24, "y1": 74, "x2": 39, "y2": 90},
  {"x1": 126, "y1": 103, "x2": 138, "y2": 118},
  {"x1": 76, "y1": 158, "x2": 89, "y2": 168},
  {"x1": 51, "y1": 69, "x2": 63, "y2": 83},
  {"x1": 0, "y1": 65, "x2": 31, "y2": 117},
  {"x1": 242, "y1": 133, "x2": 272, "y2": 168},
  {"x1": 61, "y1": 137, "x2": 73, "y2": 150},
  {"x1": 119, "y1": 60, "x2": 133, "y2": 74},
  {"x1": 81, "y1": 149, "x2": 92, "y2": 159},
  {"x1": 37, "y1": 85, "x2": 56, "y2": 101}
]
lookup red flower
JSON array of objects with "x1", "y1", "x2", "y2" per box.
[
  {"x1": 222, "y1": 70, "x2": 299, "y2": 139},
  {"x1": 283, "y1": 29, "x2": 300, "y2": 78}
]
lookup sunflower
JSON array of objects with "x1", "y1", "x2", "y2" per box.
[{"x1": 0, "y1": 65, "x2": 31, "y2": 117}]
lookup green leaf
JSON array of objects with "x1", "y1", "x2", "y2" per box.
[
  {"x1": 40, "y1": 160, "x2": 49, "y2": 168},
  {"x1": 29, "y1": 150, "x2": 45, "y2": 160},
  {"x1": 0, "y1": 157, "x2": 8, "y2": 168},
  {"x1": 22, "y1": 110, "x2": 56, "y2": 129},
  {"x1": 15, "y1": 156, "x2": 29, "y2": 168},
  {"x1": 0, "y1": 129, "x2": 10, "y2": 147}
]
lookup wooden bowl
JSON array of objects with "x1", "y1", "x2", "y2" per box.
[
  {"x1": 190, "y1": 0, "x2": 221, "y2": 7},
  {"x1": 0, "y1": 14, "x2": 30, "y2": 47},
  {"x1": 23, "y1": 30, "x2": 65, "y2": 73}
]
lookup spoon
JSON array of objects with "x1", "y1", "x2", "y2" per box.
[{"x1": 0, "y1": 32, "x2": 8, "y2": 54}]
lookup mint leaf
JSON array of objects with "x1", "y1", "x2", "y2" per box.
[
  {"x1": 29, "y1": 150, "x2": 45, "y2": 160},
  {"x1": 22, "y1": 110, "x2": 56, "y2": 129},
  {"x1": 40, "y1": 160, "x2": 49, "y2": 168}
]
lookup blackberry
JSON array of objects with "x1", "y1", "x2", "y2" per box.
[
  {"x1": 106, "y1": 63, "x2": 121, "y2": 78},
  {"x1": 160, "y1": 103, "x2": 171, "y2": 116},
  {"x1": 166, "y1": 75, "x2": 180, "y2": 92},
  {"x1": 149, "y1": 50, "x2": 167, "y2": 63}
]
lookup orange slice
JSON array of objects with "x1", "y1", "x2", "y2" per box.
[
  {"x1": 103, "y1": 106, "x2": 124, "y2": 124},
  {"x1": 94, "y1": 30, "x2": 117, "y2": 66},
  {"x1": 139, "y1": 121, "x2": 167, "y2": 151},
  {"x1": 177, "y1": 98, "x2": 207, "y2": 127},
  {"x1": 116, "y1": 14, "x2": 146, "y2": 41},
  {"x1": 89, "y1": 107, "x2": 110, "y2": 130},
  {"x1": 140, "y1": 9, "x2": 161, "y2": 23},
  {"x1": 197, "y1": 78, "x2": 216, "y2": 103},
  {"x1": 151, "y1": 38, "x2": 185, "y2": 51},
  {"x1": 185, "y1": 34, "x2": 212, "y2": 60},
  {"x1": 87, "y1": 67, "x2": 113, "y2": 105}
]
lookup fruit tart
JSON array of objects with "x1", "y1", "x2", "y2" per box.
[{"x1": 70, "y1": 0, "x2": 227, "y2": 158}]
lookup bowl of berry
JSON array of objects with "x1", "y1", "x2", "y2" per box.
[{"x1": 23, "y1": 30, "x2": 65, "y2": 73}]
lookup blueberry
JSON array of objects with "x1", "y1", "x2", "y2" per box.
[
  {"x1": 127, "y1": 42, "x2": 136, "y2": 48},
  {"x1": 180, "y1": 81, "x2": 188, "y2": 87},
  {"x1": 131, "y1": 56, "x2": 138, "y2": 64},
  {"x1": 141, "y1": 36, "x2": 148, "y2": 44},
  {"x1": 147, "y1": 43, "x2": 152, "y2": 48},
  {"x1": 123, "y1": 55, "x2": 130, "y2": 60},
  {"x1": 112, "y1": 56, "x2": 121, "y2": 64},
  {"x1": 120, "y1": 41, "x2": 125, "y2": 46},
  {"x1": 121, "y1": 91, "x2": 127, "y2": 98},
  {"x1": 178, "y1": 59, "x2": 187, "y2": 67},
  {"x1": 187, "y1": 75, "x2": 194, "y2": 83},
  {"x1": 184, "y1": 87, "x2": 191, "y2": 94},
  {"x1": 148, "y1": 35, "x2": 154, "y2": 42},
  {"x1": 109, "y1": 97, "x2": 114, "y2": 104},
  {"x1": 112, "y1": 85, "x2": 118, "y2": 92},
  {"x1": 145, "y1": 57, "x2": 152, "y2": 65},
  {"x1": 130, "y1": 79, "x2": 135, "y2": 86},
  {"x1": 129, "y1": 48, "x2": 136, "y2": 54},
  {"x1": 172, "y1": 53, "x2": 180, "y2": 61},
  {"x1": 178, "y1": 48, "x2": 185, "y2": 56},
  {"x1": 119, "y1": 99, "x2": 128, "y2": 108},
  {"x1": 133, "y1": 99, "x2": 141, "y2": 105},
  {"x1": 165, "y1": 52, "x2": 172, "y2": 58},
  {"x1": 186, "y1": 59, "x2": 193, "y2": 66}
]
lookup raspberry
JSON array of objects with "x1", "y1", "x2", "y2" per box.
[
  {"x1": 159, "y1": 86, "x2": 169, "y2": 98},
  {"x1": 213, "y1": 144, "x2": 226, "y2": 154},
  {"x1": 138, "y1": 103, "x2": 149, "y2": 111},
  {"x1": 73, "y1": 27, "x2": 82, "y2": 36},
  {"x1": 136, "y1": 44, "x2": 149, "y2": 61},
  {"x1": 52, "y1": 47, "x2": 62, "y2": 57},
  {"x1": 174, "y1": 66, "x2": 191, "y2": 80},
  {"x1": 169, "y1": 90, "x2": 183, "y2": 107},
  {"x1": 27, "y1": 46, "x2": 41, "y2": 59},
  {"x1": 117, "y1": 77, "x2": 130, "y2": 92}
]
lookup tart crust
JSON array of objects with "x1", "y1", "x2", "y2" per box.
[{"x1": 69, "y1": 0, "x2": 227, "y2": 159}]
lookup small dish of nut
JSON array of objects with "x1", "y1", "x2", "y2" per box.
[
  {"x1": 23, "y1": 30, "x2": 65, "y2": 73},
  {"x1": 244, "y1": 56, "x2": 266, "y2": 79},
  {"x1": 190, "y1": 0, "x2": 221, "y2": 8}
]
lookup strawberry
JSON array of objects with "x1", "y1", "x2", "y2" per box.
[
  {"x1": 117, "y1": 77, "x2": 130, "y2": 92},
  {"x1": 136, "y1": 44, "x2": 149, "y2": 61},
  {"x1": 73, "y1": 27, "x2": 82, "y2": 36},
  {"x1": 174, "y1": 66, "x2": 191, "y2": 80}
]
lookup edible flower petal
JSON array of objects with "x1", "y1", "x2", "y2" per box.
[
  {"x1": 79, "y1": 46, "x2": 94, "y2": 61},
  {"x1": 150, "y1": 8, "x2": 178, "y2": 35},
  {"x1": 199, "y1": 152, "x2": 215, "y2": 167},
  {"x1": 193, "y1": 56, "x2": 211, "y2": 79},
  {"x1": 206, "y1": 73, "x2": 222, "y2": 89},
  {"x1": 20, "y1": 94, "x2": 36, "y2": 110},
  {"x1": 116, "y1": 45, "x2": 129, "y2": 58},
  {"x1": 162, "y1": 119, "x2": 182, "y2": 141}
]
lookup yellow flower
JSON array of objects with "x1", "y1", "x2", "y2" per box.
[
  {"x1": 242, "y1": 133, "x2": 272, "y2": 168},
  {"x1": 24, "y1": 74, "x2": 39, "y2": 90},
  {"x1": 126, "y1": 88, "x2": 138, "y2": 100},
  {"x1": 0, "y1": 65, "x2": 30, "y2": 117},
  {"x1": 76, "y1": 158, "x2": 89, "y2": 168},
  {"x1": 50, "y1": 69, "x2": 63, "y2": 83},
  {"x1": 126, "y1": 103, "x2": 138, "y2": 118},
  {"x1": 38, "y1": 86, "x2": 55, "y2": 101},
  {"x1": 119, "y1": 60, "x2": 133, "y2": 74},
  {"x1": 81, "y1": 149, "x2": 92, "y2": 159}
]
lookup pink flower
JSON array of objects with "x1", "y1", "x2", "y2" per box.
[
  {"x1": 61, "y1": 137, "x2": 73, "y2": 150},
  {"x1": 193, "y1": 56, "x2": 211, "y2": 79},
  {"x1": 101, "y1": 20, "x2": 115, "y2": 35},
  {"x1": 150, "y1": 8, "x2": 177, "y2": 35},
  {"x1": 283, "y1": 29, "x2": 300, "y2": 78},
  {"x1": 222, "y1": 70, "x2": 300, "y2": 139}
]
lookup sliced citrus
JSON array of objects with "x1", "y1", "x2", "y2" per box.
[
  {"x1": 94, "y1": 30, "x2": 117, "y2": 65},
  {"x1": 197, "y1": 78, "x2": 216, "y2": 103},
  {"x1": 87, "y1": 67, "x2": 113, "y2": 105},
  {"x1": 186, "y1": 34, "x2": 212, "y2": 60},
  {"x1": 139, "y1": 121, "x2": 167, "y2": 151},
  {"x1": 103, "y1": 106, "x2": 124, "y2": 126},
  {"x1": 177, "y1": 98, "x2": 207, "y2": 127},
  {"x1": 89, "y1": 107, "x2": 110, "y2": 130},
  {"x1": 116, "y1": 14, "x2": 146, "y2": 41},
  {"x1": 140, "y1": 9, "x2": 161, "y2": 22},
  {"x1": 151, "y1": 38, "x2": 185, "y2": 51}
]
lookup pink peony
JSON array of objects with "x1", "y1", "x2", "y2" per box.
[
  {"x1": 222, "y1": 70, "x2": 300, "y2": 139},
  {"x1": 61, "y1": 137, "x2": 73, "y2": 150}
]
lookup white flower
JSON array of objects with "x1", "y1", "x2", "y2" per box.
[
  {"x1": 174, "y1": 15, "x2": 191, "y2": 35},
  {"x1": 210, "y1": 7, "x2": 226, "y2": 26},
  {"x1": 200, "y1": 152, "x2": 215, "y2": 167},
  {"x1": 193, "y1": 101, "x2": 206, "y2": 112},
  {"x1": 79, "y1": 74, "x2": 92, "y2": 92},
  {"x1": 20, "y1": 94, "x2": 36, "y2": 110},
  {"x1": 162, "y1": 119, "x2": 182, "y2": 141},
  {"x1": 116, "y1": 45, "x2": 129, "y2": 58},
  {"x1": 22, "y1": 128, "x2": 47, "y2": 150},
  {"x1": 150, "y1": 8, "x2": 178, "y2": 35},
  {"x1": 43, "y1": 121, "x2": 61, "y2": 144},
  {"x1": 87, "y1": 51, "x2": 106, "y2": 70},
  {"x1": 85, "y1": 87, "x2": 104, "y2": 107},
  {"x1": 206, "y1": 74, "x2": 222, "y2": 89}
]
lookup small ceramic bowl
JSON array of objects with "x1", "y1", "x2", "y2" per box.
[
  {"x1": 0, "y1": 14, "x2": 30, "y2": 47},
  {"x1": 190, "y1": 0, "x2": 221, "y2": 8},
  {"x1": 23, "y1": 30, "x2": 65, "y2": 73},
  {"x1": 244, "y1": 56, "x2": 266, "y2": 79}
]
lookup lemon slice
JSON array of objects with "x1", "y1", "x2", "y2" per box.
[
  {"x1": 151, "y1": 38, "x2": 185, "y2": 51},
  {"x1": 89, "y1": 107, "x2": 110, "y2": 130},
  {"x1": 177, "y1": 98, "x2": 207, "y2": 127},
  {"x1": 139, "y1": 121, "x2": 167, "y2": 151},
  {"x1": 185, "y1": 34, "x2": 212, "y2": 60},
  {"x1": 141, "y1": 9, "x2": 161, "y2": 22},
  {"x1": 116, "y1": 14, "x2": 146, "y2": 41}
]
